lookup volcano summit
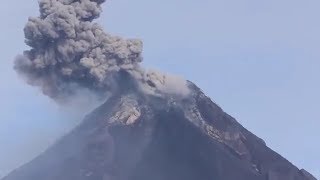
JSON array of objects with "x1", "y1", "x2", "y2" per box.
[{"x1": 2, "y1": 72, "x2": 317, "y2": 180}]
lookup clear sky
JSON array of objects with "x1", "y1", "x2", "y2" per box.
[{"x1": 0, "y1": 0, "x2": 319, "y2": 178}]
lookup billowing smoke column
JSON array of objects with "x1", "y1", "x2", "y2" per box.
[
  {"x1": 15, "y1": 0, "x2": 143, "y2": 99},
  {"x1": 15, "y1": 0, "x2": 190, "y2": 101}
]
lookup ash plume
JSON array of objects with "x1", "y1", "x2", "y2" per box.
[{"x1": 15, "y1": 0, "x2": 190, "y2": 101}]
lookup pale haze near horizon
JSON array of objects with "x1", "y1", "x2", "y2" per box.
[{"x1": 0, "y1": 0, "x2": 319, "y2": 178}]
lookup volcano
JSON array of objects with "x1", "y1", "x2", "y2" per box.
[{"x1": 2, "y1": 72, "x2": 317, "y2": 180}]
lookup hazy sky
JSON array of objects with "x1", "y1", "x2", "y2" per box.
[{"x1": 0, "y1": 0, "x2": 319, "y2": 178}]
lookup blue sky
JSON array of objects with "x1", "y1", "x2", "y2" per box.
[{"x1": 0, "y1": 0, "x2": 319, "y2": 178}]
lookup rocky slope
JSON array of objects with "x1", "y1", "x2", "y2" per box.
[{"x1": 2, "y1": 73, "x2": 317, "y2": 180}]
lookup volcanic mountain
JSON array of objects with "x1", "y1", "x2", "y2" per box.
[{"x1": 2, "y1": 72, "x2": 317, "y2": 180}]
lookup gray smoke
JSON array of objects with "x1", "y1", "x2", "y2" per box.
[
  {"x1": 15, "y1": 0, "x2": 142, "y2": 99},
  {"x1": 15, "y1": 0, "x2": 190, "y2": 101}
]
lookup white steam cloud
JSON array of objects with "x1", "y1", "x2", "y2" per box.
[
  {"x1": 15, "y1": 0, "x2": 190, "y2": 101},
  {"x1": 134, "y1": 69, "x2": 191, "y2": 97}
]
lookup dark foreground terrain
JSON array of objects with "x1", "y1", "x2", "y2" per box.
[{"x1": 2, "y1": 77, "x2": 317, "y2": 180}]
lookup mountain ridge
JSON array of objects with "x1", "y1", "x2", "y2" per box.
[{"x1": 2, "y1": 75, "x2": 317, "y2": 180}]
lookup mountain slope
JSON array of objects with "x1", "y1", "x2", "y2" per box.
[{"x1": 2, "y1": 74, "x2": 317, "y2": 180}]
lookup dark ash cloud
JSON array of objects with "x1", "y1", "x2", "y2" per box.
[
  {"x1": 15, "y1": 0, "x2": 143, "y2": 99},
  {"x1": 15, "y1": 0, "x2": 190, "y2": 102}
]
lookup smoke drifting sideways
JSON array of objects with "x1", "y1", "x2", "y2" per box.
[{"x1": 15, "y1": 0, "x2": 190, "y2": 104}]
